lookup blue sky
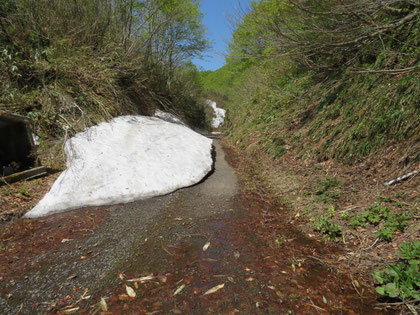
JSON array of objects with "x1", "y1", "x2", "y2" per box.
[{"x1": 192, "y1": 0, "x2": 251, "y2": 72}]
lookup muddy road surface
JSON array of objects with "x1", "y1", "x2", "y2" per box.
[{"x1": 1, "y1": 141, "x2": 385, "y2": 314}]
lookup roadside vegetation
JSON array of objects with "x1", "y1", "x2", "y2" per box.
[
  {"x1": 204, "y1": 0, "x2": 419, "y2": 312},
  {"x1": 1, "y1": 0, "x2": 210, "y2": 140}
]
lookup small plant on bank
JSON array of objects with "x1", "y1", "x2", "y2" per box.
[
  {"x1": 313, "y1": 216, "x2": 342, "y2": 240},
  {"x1": 349, "y1": 202, "x2": 411, "y2": 241},
  {"x1": 373, "y1": 240, "x2": 420, "y2": 301},
  {"x1": 376, "y1": 212, "x2": 411, "y2": 241},
  {"x1": 349, "y1": 215, "x2": 367, "y2": 228},
  {"x1": 315, "y1": 177, "x2": 340, "y2": 195},
  {"x1": 376, "y1": 228, "x2": 393, "y2": 241},
  {"x1": 341, "y1": 210, "x2": 349, "y2": 220}
]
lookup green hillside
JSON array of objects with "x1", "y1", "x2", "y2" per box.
[{"x1": 202, "y1": 0, "x2": 420, "y2": 164}]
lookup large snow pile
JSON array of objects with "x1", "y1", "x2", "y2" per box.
[
  {"x1": 206, "y1": 100, "x2": 226, "y2": 128},
  {"x1": 25, "y1": 115, "x2": 213, "y2": 218}
]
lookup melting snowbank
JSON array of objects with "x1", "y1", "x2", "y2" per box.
[
  {"x1": 206, "y1": 100, "x2": 226, "y2": 128},
  {"x1": 25, "y1": 115, "x2": 213, "y2": 218}
]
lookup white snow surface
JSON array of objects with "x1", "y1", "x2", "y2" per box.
[
  {"x1": 206, "y1": 100, "x2": 226, "y2": 128},
  {"x1": 25, "y1": 115, "x2": 213, "y2": 218}
]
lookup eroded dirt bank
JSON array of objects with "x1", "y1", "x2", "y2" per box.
[{"x1": 1, "y1": 141, "x2": 387, "y2": 314}]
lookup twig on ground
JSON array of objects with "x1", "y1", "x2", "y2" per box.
[
  {"x1": 350, "y1": 277, "x2": 362, "y2": 297},
  {"x1": 338, "y1": 206, "x2": 359, "y2": 213},
  {"x1": 307, "y1": 297, "x2": 327, "y2": 312},
  {"x1": 385, "y1": 170, "x2": 419, "y2": 186},
  {"x1": 363, "y1": 238, "x2": 379, "y2": 250},
  {"x1": 162, "y1": 245, "x2": 174, "y2": 256}
]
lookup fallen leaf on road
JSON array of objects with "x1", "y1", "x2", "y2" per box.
[
  {"x1": 67, "y1": 275, "x2": 77, "y2": 280},
  {"x1": 245, "y1": 277, "x2": 254, "y2": 282},
  {"x1": 61, "y1": 307, "x2": 79, "y2": 313},
  {"x1": 227, "y1": 277, "x2": 234, "y2": 283},
  {"x1": 127, "y1": 275, "x2": 154, "y2": 283},
  {"x1": 126, "y1": 285, "x2": 136, "y2": 298},
  {"x1": 203, "y1": 242, "x2": 210, "y2": 252},
  {"x1": 203, "y1": 283, "x2": 225, "y2": 296},
  {"x1": 61, "y1": 239, "x2": 72, "y2": 243},
  {"x1": 157, "y1": 275, "x2": 167, "y2": 283},
  {"x1": 99, "y1": 298, "x2": 107, "y2": 311},
  {"x1": 173, "y1": 284, "x2": 185, "y2": 296}
]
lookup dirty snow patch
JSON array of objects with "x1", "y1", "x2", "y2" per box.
[
  {"x1": 206, "y1": 100, "x2": 226, "y2": 128},
  {"x1": 25, "y1": 116, "x2": 213, "y2": 218},
  {"x1": 154, "y1": 110, "x2": 185, "y2": 126}
]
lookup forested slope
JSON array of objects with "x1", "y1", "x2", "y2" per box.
[
  {"x1": 202, "y1": 0, "x2": 419, "y2": 164},
  {"x1": 0, "y1": 0, "x2": 209, "y2": 147}
]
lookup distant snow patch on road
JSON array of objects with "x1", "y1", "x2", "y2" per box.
[
  {"x1": 25, "y1": 115, "x2": 213, "y2": 218},
  {"x1": 206, "y1": 100, "x2": 226, "y2": 128}
]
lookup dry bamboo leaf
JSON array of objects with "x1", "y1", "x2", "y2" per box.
[
  {"x1": 173, "y1": 284, "x2": 185, "y2": 296},
  {"x1": 203, "y1": 283, "x2": 225, "y2": 296},
  {"x1": 158, "y1": 275, "x2": 167, "y2": 283},
  {"x1": 61, "y1": 307, "x2": 80, "y2": 313},
  {"x1": 127, "y1": 276, "x2": 154, "y2": 282},
  {"x1": 203, "y1": 242, "x2": 211, "y2": 252},
  {"x1": 126, "y1": 285, "x2": 136, "y2": 298},
  {"x1": 99, "y1": 298, "x2": 108, "y2": 311}
]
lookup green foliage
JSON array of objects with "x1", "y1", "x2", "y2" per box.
[
  {"x1": 341, "y1": 211, "x2": 349, "y2": 221},
  {"x1": 349, "y1": 215, "x2": 367, "y2": 228},
  {"x1": 383, "y1": 212, "x2": 410, "y2": 232},
  {"x1": 349, "y1": 202, "x2": 411, "y2": 241},
  {"x1": 315, "y1": 177, "x2": 340, "y2": 195},
  {"x1": 201, "y1": 0, "x2": 419, "y2": 167},
  {"x1": 399, "y1": 240, "x2": 420, "y2": 263},
  {"x1": 376, "y1": 228, "x2": 393, "y2": 242},
  {"x1": 313, "y1": 216, "x2": 342, "y2": 240},
  {"x1": 373, "y1": 240, "x2": 420, "y2": 300}
]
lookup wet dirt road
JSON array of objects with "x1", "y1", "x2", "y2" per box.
[{"x1": 1, "y1": 141, "x2": 384, "y2": 314}]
